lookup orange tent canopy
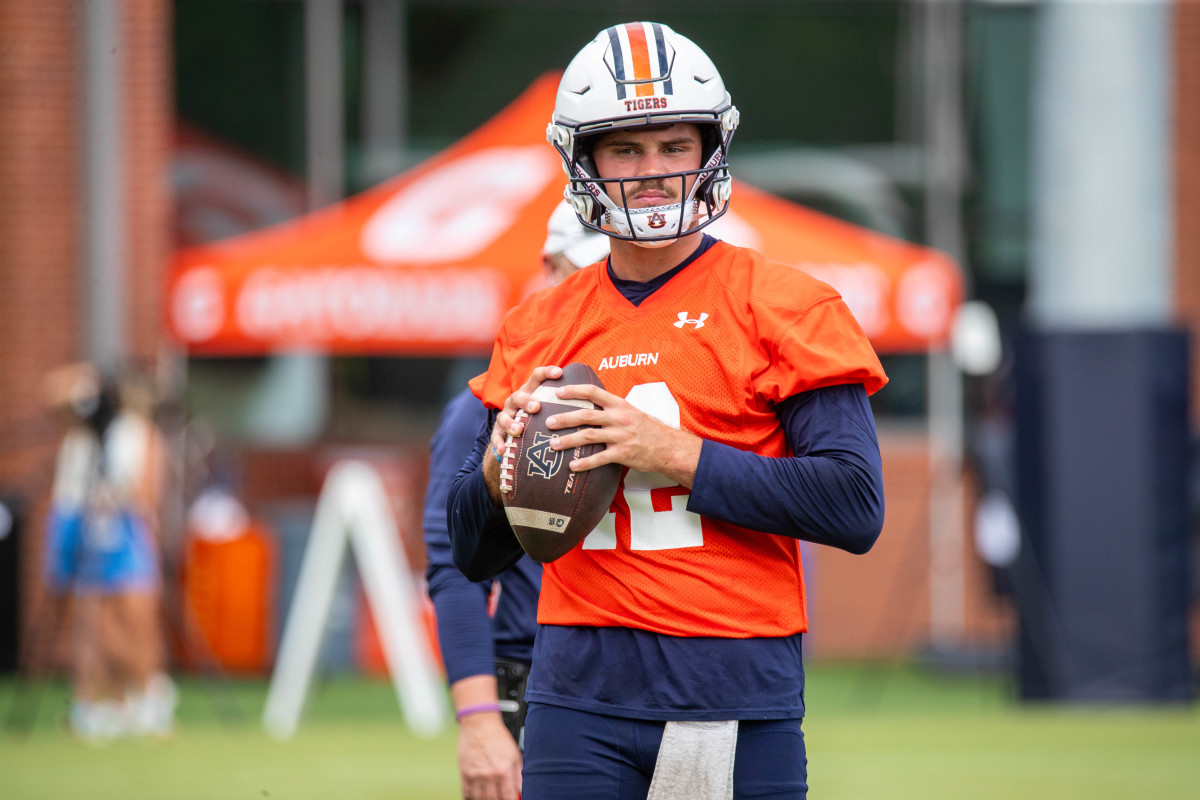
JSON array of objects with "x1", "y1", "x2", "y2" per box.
[{"x1": 166, "y1": 73, "x2": 961, "y2": 357}]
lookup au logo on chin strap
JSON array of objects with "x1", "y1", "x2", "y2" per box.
[{"x1": 674, "y1": 312, "x2": 708, "y2": 329}]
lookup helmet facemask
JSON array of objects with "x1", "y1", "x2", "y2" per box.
[{"x1": 558, "y1": 122, "x2": 735, "y2": 247}]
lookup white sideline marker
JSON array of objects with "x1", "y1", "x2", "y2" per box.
[{"x1": 262, "y1": 460, "x2": 447, "y2": 739}]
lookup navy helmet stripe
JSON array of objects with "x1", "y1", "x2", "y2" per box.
[
  {"x1": 606, "y1": 26, "x2": 627, "y2": 100},
  {"x1": 651, "y1": 23, "x2": 672, "y2": 95}
]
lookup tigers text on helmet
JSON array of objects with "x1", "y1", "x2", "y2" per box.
[{"x1": 546, "y1": 22, "x2": 740, "y2": 247}]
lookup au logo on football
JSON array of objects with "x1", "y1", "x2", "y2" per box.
[{"x1": 526, "y1": 432, "x2": 564, "y2": 479}]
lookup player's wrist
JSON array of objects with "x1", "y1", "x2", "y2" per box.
[
  {"x1": 458, "y1": 711, "x2": 506, "y2": 732},
  {"x1": 455, "y1": 702, "x2": 503, "y2": 723},
  {"x1": 655, "y1": 427, "x2": 702, "y2": 488},
  {"x1": 482, "y1": 453, "x2": 504, "y2": 506}
]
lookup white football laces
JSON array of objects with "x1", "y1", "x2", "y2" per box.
[{"x1": 498, "y1": 410, "x2": 525, "y2": 495}]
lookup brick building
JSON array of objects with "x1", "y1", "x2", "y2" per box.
[{"x1": 0, "y1": 1, "x2": 171, "y2": 668}]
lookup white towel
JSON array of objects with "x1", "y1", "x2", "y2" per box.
[{"x1": 646, "y1": 720, "x2": 738, "y2": 800}]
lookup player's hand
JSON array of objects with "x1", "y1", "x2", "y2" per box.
[
  {"x1": 545, "y1": 382, "x2": 702, "y2": 488},
  {"x1": 484, "y1": 366, "x2": 563, "y2": 504},
  {"x1": 457, "y1": 711, "x2": 523, "y2": 800},
  {"x1": 492, "y1": 365, "x2": 563, "y2": 449}
]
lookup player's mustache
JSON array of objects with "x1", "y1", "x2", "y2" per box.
[{"x1": 626, "y1": 178, "x2": 676, "y2": 199}]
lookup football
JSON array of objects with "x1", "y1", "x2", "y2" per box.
[{"x1": 499, "y1": 362, "x2": 622, "y2": 563}]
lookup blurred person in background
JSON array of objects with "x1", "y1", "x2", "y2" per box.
[
  {"x1": 449, "y1": 22, "x2": 886, "y2": 800},
  {"x1": 424, "y1": 201, "x2": 609, "y2": 800},
  {"x1": 43, "y1": 362, "x2": 177, "y2": 741}
]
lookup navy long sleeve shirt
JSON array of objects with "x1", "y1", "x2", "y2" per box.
[{"x1": 447, "y1": 383, "x2": 883, "y2": 582}]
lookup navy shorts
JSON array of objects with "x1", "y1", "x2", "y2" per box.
[{"x1": 522, "y1": 703, "x2": 808, "y2": 800}]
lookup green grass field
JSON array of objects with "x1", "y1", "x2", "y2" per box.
[{"x1": 2, "y1": 664, "x2": 1197, "y2": 799}]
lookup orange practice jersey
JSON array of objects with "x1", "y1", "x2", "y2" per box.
[{"x1": 471, "y1": 240, "x2": 887, "y2": 638}]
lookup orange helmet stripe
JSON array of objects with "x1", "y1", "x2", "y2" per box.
[{"x1": 624, "y1": 23, "x2": 656, "y2": 97}]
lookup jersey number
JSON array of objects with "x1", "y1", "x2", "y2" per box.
[{"x1": 582, "y1": 382, "x2": 705, "y2": 552}]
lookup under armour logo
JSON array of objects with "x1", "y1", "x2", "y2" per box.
[{"x1": 674, "y1": 312, "x2": 708, "y2": 329}]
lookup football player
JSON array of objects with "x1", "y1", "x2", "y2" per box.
[
  {"x1": 424, "y1": 201, "x2": 609, "y2": 800},
  {"x1": 449, "y1": 22, "x2": 887, "y2": 800}
]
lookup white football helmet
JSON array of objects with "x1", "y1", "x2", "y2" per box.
[{"x1": 547, "y1": 22, "x2": 740, "y2": 247}]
